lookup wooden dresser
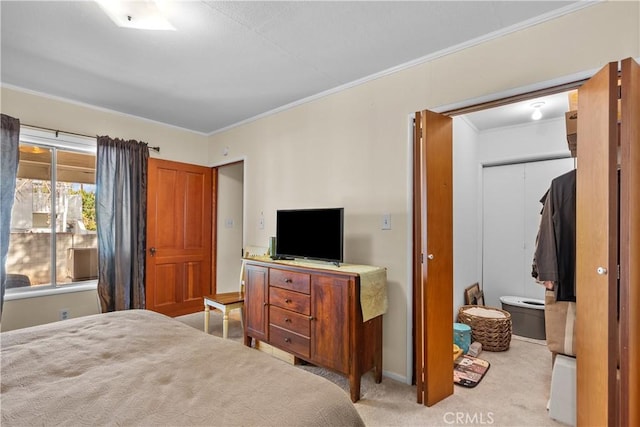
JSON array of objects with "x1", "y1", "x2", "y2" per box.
[{"x1": 243, "y1": 258, "x2": 385, "y2": 402}]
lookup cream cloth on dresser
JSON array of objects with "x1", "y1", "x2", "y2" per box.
[{"x1": 343, "y1": 264, "x2": 388, "y2": 322}]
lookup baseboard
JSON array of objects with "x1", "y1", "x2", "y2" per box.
[{"x1": 382, "y1": 370, "x2": 408, "y2": 384}]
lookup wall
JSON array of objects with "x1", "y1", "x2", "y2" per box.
[
  {"x1": 8, "y1": 232, "x2": 97, "y2": 284},
  {"x1": 1, "y1": 288, "x2": 99, "y2": 332},
  {"x1": 477, "y1": 117, "x2": 570, "y2": 164},
  {"x1": 452, "y1": 117, "x2": 480, "y2": 317},
  {"x1": 206, "y1": 2, "x2": 640, "y2": 381},
  {"x1": 0, "y1": 87, "x2": 209, "y2": 166},
  {"x1": 216, "y1": 162, "x2": 244, "y2": 293}
]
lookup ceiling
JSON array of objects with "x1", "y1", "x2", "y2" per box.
[
  {"x1": 464, "y1": 90, "x2": 572, "y2": 131},
  {"x1": 1, "y1": 1, "x2": 587, "y2": 135}
]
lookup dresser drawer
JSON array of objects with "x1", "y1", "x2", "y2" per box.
[
  {"x1": 269, "y1": 325, "x2": 310, "y2": 358},
  {"x1": 270, "y1": 305, "x2": 310, "y2": 337},
  {"x1": 270, "y1": 287, "x2": 310, "y2": 315},
  {"x1": 269, "y1": 268, "x2": 310, "y2": 294}
]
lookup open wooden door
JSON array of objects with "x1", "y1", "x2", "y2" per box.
[
  {"x1": 576, "y1": 58, "x2": 640, "y2": 425},
  {"x1": 146, "y1": 158, "x2": 213, "y2": 317},
  {"x1": 413, "y1": 110, "x2": 453, "y2": 406},
  {"x1": 619, "y1": 57, "x2": 640, "y2": 427},
  {"x1": 575, "y1": 60, "x2": 619, "y2": 427}
]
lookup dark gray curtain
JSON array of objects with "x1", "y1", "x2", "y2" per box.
[
  {"x1": 96, "y1": 136, "x2": 149, "y2": 312},
  {"x1": 0, "y1": 114, "x2": 20, "y2": 320}
]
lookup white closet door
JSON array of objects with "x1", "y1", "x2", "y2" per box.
[
  {"x1": 482, "y1": 163, "x2": 525, "y2": 307},
  {"x1": 522, "y1": 159, "x2": 575, "y2": 299},
  {"x1": 482, "y1": 158, "x2": 574, "y2": 308}
]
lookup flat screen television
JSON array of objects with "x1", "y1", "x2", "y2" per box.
[{"x1": 276, "y1": 207, "x2": 344, "y2": 265}]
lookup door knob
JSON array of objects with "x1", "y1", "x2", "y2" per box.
[
  {"x1": 150, "y1": 247, "x2": 157, "y2": 256},
  {"x1": 427, "y1": 254, "x2": 434, "y2": 260}
]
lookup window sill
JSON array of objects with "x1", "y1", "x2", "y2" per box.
[{"x1": 4, "y1": 281, "x2": 98, "y2": 301}]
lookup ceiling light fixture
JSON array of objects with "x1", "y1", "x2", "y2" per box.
[
  {"x1": 531, "y1": 102, "x2": 545, "y2": 121},
  {"x1": 96, "y1": 0, "x2": 175, "y2": 31}
]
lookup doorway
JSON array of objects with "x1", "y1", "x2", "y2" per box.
[
  {"x1": 413, "y1": 88, "x2": 578, "y2": 406},
  {"x1": 452, "y1": 89, "x2": 579, "y2": 310},
  {"x1": 413, "y1": 58, "x2": 640, "y2": 424},
  {"x1": 214, "y1": 161, "x2": 244, "y2": 294}
]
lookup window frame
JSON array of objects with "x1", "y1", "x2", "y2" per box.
[{"x1": 6, "y1": 127, "x2": 97, "y2": 297}]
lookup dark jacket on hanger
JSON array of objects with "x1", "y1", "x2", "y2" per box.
[{"x1": 532, "y1": 169, "x2": 576, "y2": 302}]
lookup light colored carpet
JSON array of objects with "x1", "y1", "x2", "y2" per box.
[{"x1": 176, "y1": 310, "x2": 564, "y2": 426}]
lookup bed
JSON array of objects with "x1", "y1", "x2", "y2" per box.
[{"x1": 1, "y1": 310, "x2": 365, "y2": 426}]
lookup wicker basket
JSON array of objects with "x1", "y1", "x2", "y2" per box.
[{"x1": 457, "y1": 305, "x2": 512, "y2": 352}]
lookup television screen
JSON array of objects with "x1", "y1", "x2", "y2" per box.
[{"x1": 276, "y1": 208, "x2": 344, "y2": 264}]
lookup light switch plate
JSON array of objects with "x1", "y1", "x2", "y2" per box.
[{"x1": 382, "y1": 214, "x2": 391, "y2": 230}]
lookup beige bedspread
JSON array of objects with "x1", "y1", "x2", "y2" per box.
[{"x1": 1, "y1": 310, "x2": 364, "y2": 427}]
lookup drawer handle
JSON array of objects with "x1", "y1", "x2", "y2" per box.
[
  {"x1": 284, "y1": 278, "x2": 293, "y2": 283},
  {"x1": 263, "y1": 302, "x2": 268, "y2": 307},
  {"x1": 284, "y1": 337, "x2": 291, "y2": 343},
  {"x1": 285, "y1": 298, "x2": 292, "y2": 303},
  {"x1": 285, "y1": 318, "x2": 292, "y2": 323},
  {"x1": 309, "y1": 315, "x2": 314, "y2": 321}
]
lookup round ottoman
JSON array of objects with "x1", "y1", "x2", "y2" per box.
[{"x1": 458, "y1": 305, "x2": 512, "y2": 351}]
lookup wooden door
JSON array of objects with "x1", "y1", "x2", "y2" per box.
[
  {"x1": 244, "y1": 264, "x2": 268, "y2": 343},
  {"x1": 413, "y1": 110, "x2": 453, "y2": 406},
  {"x1": 575, "y1": 62, "x2": 619, "y2": 426},
  {"x1": 310, "y1": 274, "x2": 349, "y2": 374},
  {"x1": 619, "y1": 57, "x2": 640, "y2": 427},
  {"x1": 146, "y1": 158, "x2": 212, "y2": 317}
]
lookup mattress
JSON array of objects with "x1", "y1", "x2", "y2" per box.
[{"x1": 1, "y1": 309, "x2": 365, "y2": 426}]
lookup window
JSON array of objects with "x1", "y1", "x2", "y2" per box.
[{"x1": 6, "y1": 128, "x2": 97, "y2": 292}]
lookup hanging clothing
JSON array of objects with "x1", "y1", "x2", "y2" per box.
[{"x1": 532, "y1": 169, "x2": 576, "y2": 302}]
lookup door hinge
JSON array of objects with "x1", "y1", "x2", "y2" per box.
[{"x1": 414, "y1": 118, "x2": 423, "y2": 142}]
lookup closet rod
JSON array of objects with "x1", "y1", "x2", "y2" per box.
[{"x1": 21, "y1": 123, "x2": 161, "y2": 153}]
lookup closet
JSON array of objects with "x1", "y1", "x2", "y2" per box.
[{"x1": 413, "y1": 58, "x2": 639, "y2": 424}]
